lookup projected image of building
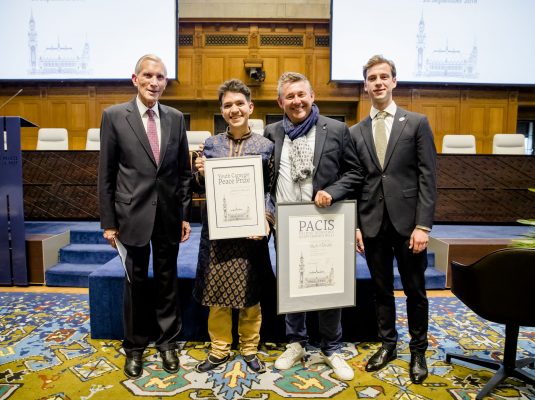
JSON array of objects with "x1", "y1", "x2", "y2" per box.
[
  {"x1": 28, "y1": 12, "x2": 90, "y2": 75},
  {"x1": 415, "y1": 14, "x2": 478, "y2": 79}
]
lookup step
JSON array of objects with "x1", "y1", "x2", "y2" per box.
[
  {"x1": 48, "y1": 226, "x2": 446, "y2": 290},
  {"x1": 59, "y1": 243, "x2": 117, "y2": 264},
  {"x1": 70, "y1": 229, "x2": 107, "y2": 245},
  {"x1": 45, "y1": 263, "x2": 100, "y2": 287},
  {"x1": 355, "y1": 253, "x2": 445, "y2": 290}
]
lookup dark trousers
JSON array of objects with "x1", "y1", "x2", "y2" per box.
[
  {"x1": 122, "y1": 209, "x2": 181, "y2": 356},
  {"x1": 363, "y1": 211, "x2": 429, "y2": 353},
  {"x1": 285, "y1": 309, "x2": 343, "y2": 355}
]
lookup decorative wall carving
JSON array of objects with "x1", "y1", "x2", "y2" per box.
[
  {"x1": 205, "y1": 34, "x2": 248, "y2": 46},
  {"x1": 259, "y1": 35, "x2": 303, "y2": 46},
  {"x1": 179, "y1": 34, "x2": 194, "y2": 46},
  {"x1": 315, "y1": 35, "x2": 329, "y2": 47}
]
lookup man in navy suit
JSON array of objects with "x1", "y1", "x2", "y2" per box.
[
  {"x1": 98, "y1": 54, "x2": 192, "y2": 378},
  {"x1": 350, "y1": 55, "x2": 437, "y2": 384},
  {"x1": 265, "y1": 72, "x2": 360, "y2": 381}
]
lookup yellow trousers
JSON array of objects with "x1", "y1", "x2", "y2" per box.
[{"x1": 207, "y1": 303, "x2": 262, "y2": 359}]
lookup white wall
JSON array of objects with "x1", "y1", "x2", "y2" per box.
[{"x1": 179, "y1": 0, "x2": 330, "y2": 19}]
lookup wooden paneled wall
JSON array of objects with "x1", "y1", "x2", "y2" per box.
[
  {"x1": 1, "y1": 20, "x2": 534, "y2": 151},
  {"x1": 359, "y1": 88, "x2": 523, "y2": 154}
]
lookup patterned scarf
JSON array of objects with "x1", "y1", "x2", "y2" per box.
[
  {"x1": 283, "y1": 104, "x2": 319, "y2": 182},
  {"x1": 289, "y1": 136, "x2": 314, "y2": 182},
  {"x1": 282, "y1": 103, "x2": 319, "y2": 141}
]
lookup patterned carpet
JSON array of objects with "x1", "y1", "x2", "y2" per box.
[{"x1": 0, "y1": 292, "x2": 534, "y2": 400}]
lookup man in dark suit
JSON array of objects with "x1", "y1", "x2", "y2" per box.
[
  {"x1": 350, "y1": 55, "x2": 437, "y2": 384},
  {"x1": 98, "y1": 54, "x2": 192, "y2": 378},
  {"x1": 265, "y1": 72, "x2": 360, "y2": 381}
]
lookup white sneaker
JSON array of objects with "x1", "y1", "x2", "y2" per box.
[
  {"x1": 324, "y1": 353, "x2": 354, "y2": 381},
  {"x1": 274, "y1": 342, "x2": 305, "y2": 370}
]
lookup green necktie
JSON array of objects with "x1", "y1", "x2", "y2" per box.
[{"x1": 375, "y1": 111, "x2": 388, "y2": 167}]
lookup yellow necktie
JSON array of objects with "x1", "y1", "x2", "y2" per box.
[{"x1": 375, "y1": 111, "x2": 388, "y2": 167}]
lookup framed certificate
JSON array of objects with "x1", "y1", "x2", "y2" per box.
[
  {"x1": 276, "y1": 200, "x2": 356, "y2": 314},
  {"x1": 204, "y1": 155, "x2": 266, "y2": 240}
]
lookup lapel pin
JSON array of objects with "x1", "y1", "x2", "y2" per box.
[{"x1": 399, "y1": 117, "x2": 406, "y2": 122}]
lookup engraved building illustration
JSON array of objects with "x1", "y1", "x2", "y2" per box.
[
  {"x1": 28, "y1": 12, "x2": 90, "y2": 75},
  {"x1": 222, "y1": 196, "x2": 250, "y2": 222},
  {"x1": 415, "y1": 13, "x2": 478, "y2": 79},
  {"x1": 298, "y1": 253, "x2": 335, "y2": 289}
]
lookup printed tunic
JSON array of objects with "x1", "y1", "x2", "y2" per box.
[{"x1": 193, "y1": 131, "x2": 274, "y2": 308}]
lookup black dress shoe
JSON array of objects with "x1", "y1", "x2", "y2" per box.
[
  {"x1": 365, "y1": 346, "x2": 397, "y2": 372},
  {"x1": 244, "y1": 354, "x2": 266, "y2": 373},
  {"x1": 195, "y1": 354, "x2": 230, "y2": 373},
  {"x1": 409, "y1": 352, "x2": 428, "y2": 384},
  {"x1": 124, "y1": 354, "x2": 143, "y2": 378},
  {"x1": 160, "y1": 349, "x2": 180, "y2": 373}
]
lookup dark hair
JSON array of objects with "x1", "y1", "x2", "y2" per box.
[
  {"x1": 218, "y1": 79, "x2": 252, "y2": 105},
  {"x1": 362, "y1": 55, "x2": 396, "y2": 79}
]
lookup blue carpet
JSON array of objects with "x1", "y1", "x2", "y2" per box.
[
  {"x1": 42, "y1": 227, "x2": 118, "y2": 287},
  {"x1": 25, "y1": 221, "x2": 101, "y2": 235},
  {"x1": 34, "y1": 221, "x2": 446, "y2": 289},
  {"x1": 70, "y1": 229, "x2": 108, "y2": 244},
  {"x1": 45, "y1": 263, "x2": 101, "y2": 287},
  {"x1": 27, "y1": 221, "x2": 532, "y2": 238},
  {"x1": 431, "y1": 224, "x2": 532, "y2": 238},
  {"x1": 33, "y1": 221, "x2": 530, "y2": 289}
]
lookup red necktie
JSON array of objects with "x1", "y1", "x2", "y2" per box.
[{"x1": 146, "y1": 109, "x2": 160, "y2": 163}]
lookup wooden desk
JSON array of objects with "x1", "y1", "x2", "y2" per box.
[
  {"x1": 23, "y1": 151, "x2": 99, "y2": 219},
  {"x1": 26, "y1": 231, "x2": 69, "y2": 284},
  {"x1": 429, "y1": 237, "x2": 512, "y2": 287},
  {"x1": 435, "y1": 154, "x2": 534, "y2": 223},
  {"x1": 22, "y1": 152, "x2": 535, "y2": 222}
]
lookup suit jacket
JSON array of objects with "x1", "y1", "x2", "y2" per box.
[
  {"x1": 264, "y1": 114, "x2": 360, "y2": 203},
  {"x1": 98, "y1": 98, "x2": 192, "y2": 246},
  {"x1": 349, "y1": 107, "x2": 436, "y2": 238}
]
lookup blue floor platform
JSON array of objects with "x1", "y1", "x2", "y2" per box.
[
  {"x1": 24, "y1": 221, "x2": 530, "y2": 342},
  {"x1": 25, "y1": 221, "x2": 448, "y2": 290}
]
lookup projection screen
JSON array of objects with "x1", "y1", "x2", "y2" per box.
[
  {"x1": 0, "y1": 0, "x2": 178, "y2": 81},
  {"x1": 331, "y1": 0, "x2": 535, "y2": 85}
]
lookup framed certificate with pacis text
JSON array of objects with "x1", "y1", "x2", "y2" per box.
[{"x1": 276, "y1": 200, "x2": 356, "y2": 313}]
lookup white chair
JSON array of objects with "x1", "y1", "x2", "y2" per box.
[
  {"x1": 186, "y1": 131, "x2": 211, "y2": 152},
  {"x1": 85, "y1": 128, "x2": 100, "y2": 150},
  {"x1": 442, "y1": 134, "x2": 476, "y2": 154},
  {"x1": 492, "y1": 133, "x2": 525, "y2": 155},
  {"x1": 36, "y1": 128, "x2": 69, "y2": 150},
  {"x1": 249, "y1": 118, "x2": 264, "y2": 135}
]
